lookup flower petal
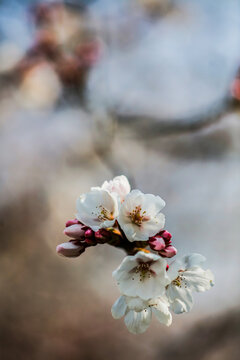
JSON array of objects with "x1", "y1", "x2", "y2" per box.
[
  {"x1": 137, "y1": 212, "x2": 165, "y2": 239},
  {"x1": 183, "y1": 268, "x2": 214, "y2": 292},
  {"x1": 166, "y1": 284, "x2": 193, "y2": 314},
  {"x1": 151, "y1": 298, "x2": 172, "y2": 326},
  {"x1": 125, "y1": 297, "x2": 147, "y2": 311},
  {"x1": 124, "y1": 309, "x2": 152, "y2": 334},
  {"x1": 170, "y1": 298, "x2": 190, "y2": 314},
  {"x1": 141, "y1": 193, "x2": 166, "y2": 214},
  {"x1": 111, "y1": 296, "x2": 127, "y2": 319}
]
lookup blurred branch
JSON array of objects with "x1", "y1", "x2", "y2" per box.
[{"x1": 116, "y1": 95, "x2": 239, "y2": 138}]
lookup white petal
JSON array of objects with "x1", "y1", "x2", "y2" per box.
[
  {"x1": 128, "y1": 275, "x2": 166, "y2": 300},
  {"x1": 183, "y1": 268, "x2": 214, "y2": 292},
  {"x1": 112, "y1": 254, "x2": 141, "y2": 280},
  {"x1": 170, "y1": 298, "x2": 190, "y2": 314},
  {"x1": 124, "y1": 309, "x2": 152, "y2": 334},
  {"x1": 151, "y1": 256, "x2": 168, "y2": 275},
  {"x1": 118, "y1": 222, "x2": 141, "y2": 242},
  {"x1": 167, "y1": 254, "x2": 207, "y2": 281},
  {"x1": 125, "y1": 297, "x2": 147, "y2": 311},
  {"x1": 111, "y1": 296, "x2": 127, "y2": 319},
  {"x1": 141, "y1": 193, "x2": 166, "y2": 214},
  {"x1": 90, "y1": 186, "x2": 101, "y2": 191},
  {"x1": 122, "y1": 189, "x2": 143, "y2": 210},
  {"x1": 114, "y1": 175, "x2": 131, "y2": 192},
  {"x1": 133, "y1": 251, "x2": 161, "y2": 262},
  {"x1": 151, "y1": 298, "x2": 172, "y2": 326},
  {"x1": 166, "y1": 284, "x2": 193, "y2": 314},
  {"x1": 139, "y1": 212, "x2": 165, "y2": 237}
]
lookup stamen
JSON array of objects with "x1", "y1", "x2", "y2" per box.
[
  {"x1": 133, "y1": 261, "x2": 153, "y2": 281},
  {"x1": 129, "y1": 205, "x2": 150, "y2": 226},
  {"x1": 93, "y1": 205, "x2": 115, "y2": 222},
  {"x1": 172, "y1": 276, "x2": 182, "y2": 287},
  {"x1": 172, "y1": 272, "x2": 188, "y2": 288}
]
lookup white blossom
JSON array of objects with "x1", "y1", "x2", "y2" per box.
[
  {"x1": 111, "y1": 295, "x2": 172, "y2": 334},
  {"x1": 117, "y1": 189, "x2": 165, "y2": 242},
  {"x1": 113, "y1": 251, "x2": 169, "y2": 300},
  {"x1": 166, "y1": 253, "x2": 214, "y2": 314},
  {"x1": 76, "y1": 188, "x2": 118, "y2": 231},
  {"x1": 92, "y1": 175, "x2": 131, "y2": 203}
]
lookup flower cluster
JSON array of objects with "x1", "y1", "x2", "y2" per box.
[{"x1": 56, "y1": 175, "x2": 214, "y2": 334}]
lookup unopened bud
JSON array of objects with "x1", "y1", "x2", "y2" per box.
[
  {"x1": 85, "y1": 229, "x2": 95, "y2": 238},
  {"x1": 64, "y1": 224, "x2": 85, "y2": 239},
  {"x1": 149, "y1": 236, "x2": 166, "y2": 251},
  {"x1": 159, "y1": 245, "x2": 177, "y2": 258},
  {"x1": 56, "y1": 240, "x2": 85, "y2": 258},
  {"x1": 160, "y1": 230, "x2": 172, "y2": 242},
  {"x1": 65, "y1": 219, "x2": 80, "y2": 227}
]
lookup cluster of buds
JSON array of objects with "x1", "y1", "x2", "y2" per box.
[
  {"x1": 58, "y1": 218, "x2": 177, "y2": 258},
  {"x1": 57, "y1": 175, "x2": 214, "y2": 334},
  {"x1": 57, "y1": 218, "x2": 120, "y2": 257}
]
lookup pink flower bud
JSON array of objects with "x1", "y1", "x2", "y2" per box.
[
  {"x1": 56, "y1": 240, "x2": 85, "y2": 258},
  {"x1": 85, "y1": 229, "x2": 95, "y2": 238},
  {"x1": 149, "y1": 236, "x2": 166, "y2": 251},
  {"x1": 64, "y1": 224, "x2": 85, "y2": 239},
  {"x1": 160, "y1": 230, "x2": 172, "y2": 242},
  {"x1": 159, "y1": 245, "x2": 177, "y2": 258},
  {"x1": 65, "y1": 219, "x2": 80, "y2": 227},
  {"x1": 149, "y1": 230, "x2": 176, "y2": 258}
]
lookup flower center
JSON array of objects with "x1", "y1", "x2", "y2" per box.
[
  {"x1": 172, "y1": 276, "x2": 182, "y2": 287},
  {"x1": 172, "y1": 271, "x2": 188, "y2": 288},
  {"x1": 95, "y1": 205, "x2": 114, "y2": 222},
  {"x1": 129, "y1": 206, "x2": 149, "y2": 226},
  {"x1": 132, "y1": 261, "x2": 155, "y2": 281}
]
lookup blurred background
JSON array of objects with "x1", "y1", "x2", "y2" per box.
[{"x1": 0, "y1": 0, "x2": 240, "y2": 359}]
